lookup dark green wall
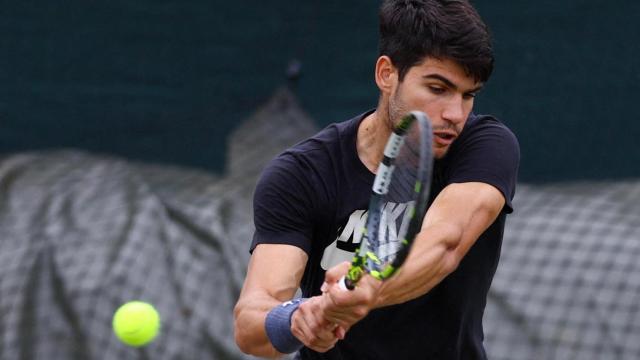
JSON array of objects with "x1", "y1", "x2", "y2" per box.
[
  {"x1": 2, "y1": 1, "x2": 639, "y2": 182},
  {"x1": 475, "y1": 1, "x2": 640, "y2": 182}
]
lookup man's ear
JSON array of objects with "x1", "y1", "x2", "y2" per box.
[{"x1": 375, "y1": 55, "x2": 398, "y2": 95}]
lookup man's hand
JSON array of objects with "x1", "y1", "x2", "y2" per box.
[
  {"x1": 290, "y1": 296, "x2": 344, "y2": 353},
  {"x1": 320, "y1": 262, "x2": 383, "y2": 331},
  {"x1": 289, "y1": 261, "x2": 383, "y2": 352}
]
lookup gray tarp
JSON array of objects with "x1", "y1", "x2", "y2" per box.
[{"x1": 1, "y1": 89, "x2": 639, "y2": 359}]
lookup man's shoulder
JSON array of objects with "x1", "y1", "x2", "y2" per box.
[
  {"x1": 271, "y1": 112, "x2": 366, "y2": 170},
  {"x1": 463, "y1": 113, "x2": 518, "y2": 142},
  {"x1": 258, "y1": 111, "x2": 372, "y2": 208}
]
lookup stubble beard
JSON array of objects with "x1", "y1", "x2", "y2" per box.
[
  {"x1": 387, "y1": 88, "x2": 409, "y2": 131},
  {"x1": 387, "y1": 87, "x2": 452, "y2": 160}
]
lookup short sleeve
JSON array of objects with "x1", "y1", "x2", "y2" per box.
[
  {"x1": 251, "y1": 155, "x2": 316, "y2": 255},
  {"x1": 446, "y1": 116, "x2": 520, "y2": 213}
]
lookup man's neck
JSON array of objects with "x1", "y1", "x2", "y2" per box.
[{"x1": 356, "y1": 110, "x2": 392, "y2": 174}]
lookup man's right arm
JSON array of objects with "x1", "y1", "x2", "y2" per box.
[
  {"x1": 234, "y1": 244, "x2": 307, "y2": 357},
  {"x1": 234, "y1": 244, "x2": 341, "y2": 357}
]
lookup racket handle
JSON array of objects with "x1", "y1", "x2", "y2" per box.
[{"x1": 338, "y1": 276, "x2": 356, "y2": 291}]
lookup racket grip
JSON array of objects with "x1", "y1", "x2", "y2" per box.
[{"x1": 338, "y1": 276, "x2": 356, "y2": 291}]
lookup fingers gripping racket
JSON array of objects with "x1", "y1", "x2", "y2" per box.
[{"x1": 339, "y1": 111, "x2": 433, "y2": 290}]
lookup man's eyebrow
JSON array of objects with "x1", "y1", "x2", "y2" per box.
[{"x1": 422, "y1": 74, "x2": 483, "y2": 93}]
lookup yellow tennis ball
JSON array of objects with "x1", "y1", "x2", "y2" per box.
[{"x1": 112, "y1": 301, "x2": 160, "y2": 347}]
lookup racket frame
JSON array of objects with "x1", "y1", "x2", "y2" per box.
[{"x1": 343, "y1": 111, "x2": 433, "y2": 290}]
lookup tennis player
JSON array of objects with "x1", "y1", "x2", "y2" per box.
[{"x1": 234, "y1": 0, "x2": 520, "y2": 358}]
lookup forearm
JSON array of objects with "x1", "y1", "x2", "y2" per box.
[
  {"x1": 375, "y1": 183, "x2": 504, "y2": 307},
  {"x1": 376, "y1": 222, "x2": 461, "y2": 307},
  {"x1": 234, "y1": 244, "x2": 310, "y2": 356},
  {"x1": 234, "y1": 295, "x2": 283, "y2": 358}
]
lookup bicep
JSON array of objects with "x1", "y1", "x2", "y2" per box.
[{"x1": 240, "y1": 244, "x2": 309, "y2": 303}]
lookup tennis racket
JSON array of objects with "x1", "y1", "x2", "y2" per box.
[{"x1": 339, "y1": 111, "x2": 433, "y2": 290}]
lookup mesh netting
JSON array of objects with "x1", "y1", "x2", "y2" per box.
[
  {"x1": 1, "y1": 88, "x2": 639, "y2": 359},
  {"x1": 484, "y1": 182, "x2": 640, "y2": 359},
  {"x1": 0, "y1": 87, "x2": 316, "y2": 360}
]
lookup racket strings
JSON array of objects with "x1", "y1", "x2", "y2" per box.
[
  {"x1": 372, "y1": 123, "x2": 426, "y2": 267},
  {"x1": 356, "y1": 111, "x2": 433, "y2": 281}
]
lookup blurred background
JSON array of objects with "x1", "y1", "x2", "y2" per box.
[
  {"x1": 1, "y1": 1, "x2": 639, "y2": 359},
  {"x1": 3, "y1": 0, "x2": 639, "y2": 181}
]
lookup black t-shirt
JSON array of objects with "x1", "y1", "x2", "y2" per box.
[{"x1": 251, "y1": 110, "x2": 520, "y2": 360}]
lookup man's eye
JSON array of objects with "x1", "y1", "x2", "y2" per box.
[
  {"x1": 429, "y1": 86, "x2": 445, "y2": 94},
  {"x1": 464, "y1": 93, "x2": 477, "y2": 99}
]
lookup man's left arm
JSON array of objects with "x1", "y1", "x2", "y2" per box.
[
  {"x1": 321, "y1": 181, "x2": 505, "y2": 326},
  {"x1": 376, "y1": 181, "x2": 505, "y2": 306}
]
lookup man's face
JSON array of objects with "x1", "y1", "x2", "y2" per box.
[{"x1": 387, "y1": 57, "x2": 483, "y2": 159}]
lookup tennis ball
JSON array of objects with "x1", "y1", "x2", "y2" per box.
[{"x1": 112, "y1": 301, "x2": 160, "y2": 347}]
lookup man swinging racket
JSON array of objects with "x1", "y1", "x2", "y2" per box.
[{"x1": 234, "y1": 1, "x2": 520, "y2": 359}]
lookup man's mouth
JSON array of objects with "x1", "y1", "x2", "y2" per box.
[{"x1": 433, "y1": 131, "x2": 457, "y2": 146}]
